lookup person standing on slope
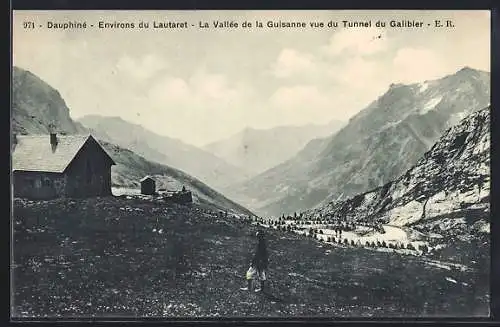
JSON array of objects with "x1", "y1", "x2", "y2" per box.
[{"x1": 241, "y1": 231, "x2": 269, "y2": 292}]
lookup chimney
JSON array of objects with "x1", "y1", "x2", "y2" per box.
[{"x1": 50, "y1": 133, "x2": 58, "y2": 146}]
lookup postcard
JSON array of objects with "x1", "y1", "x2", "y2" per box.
[{"x1": 11, "y1": 10, "x2": 491, "y2": 318}]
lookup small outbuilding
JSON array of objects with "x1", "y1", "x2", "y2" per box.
[{"x1": 140, "y1": 176, "x2": 156, "y2": 195}]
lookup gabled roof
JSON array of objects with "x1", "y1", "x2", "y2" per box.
[
  {"x1": 140, "y1": 175, "x2": 155, "y2": 182},
  {"x1": 12, "y1": 134, "x2": 115, "y2": 173}
]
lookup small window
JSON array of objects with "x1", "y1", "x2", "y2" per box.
[
  {"x1": 43, "y1": 178, "x2": 52, "y2": 187},
  {"x1": 34, "y1": 178, "x2": 42, "y2": 188}
]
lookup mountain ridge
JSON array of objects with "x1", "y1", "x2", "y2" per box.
[
  {"x1": 202, "y1": 119, "x2": 345, "y2": 176},
  {"x1": 233, "y1": 67, "x2": 490, "y2": 216},
  {"x1": 77, "y1": 114, "x2": 249, "y2": 191},
  {"x1": 304, "y1": 106, "x2": 490, "y2": 246},
  {"x1": 12, "y1": 67, "x2": 87, "y2": 135}
]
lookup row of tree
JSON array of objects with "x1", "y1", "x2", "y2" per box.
[
  {"x1": 308, "y1": 233, "x2": 430, "y2": 253},
  {"x1": 255, "y1": 214, "x2": 384, "y2": 232},
  {"x1": 257, "y1": 213, "x2": 432, "y2": 255}
]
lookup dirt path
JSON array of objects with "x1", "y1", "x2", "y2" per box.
[{"x1": 318, "y1": 225, "x2": 410, "y2": 243}]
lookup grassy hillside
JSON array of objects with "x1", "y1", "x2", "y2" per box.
[
  {"x1": 12, "y1": 197, "x2": 489, "y2": 318},
  {"x1": 12, "y1": 67, "x2": 87, "y2": 135},
  {"x1": 100, "y1": 141, "x2": 253, "y2": 216},
  {"x1": 12, "y1": 66, "x2": 252, "y2": 216}
]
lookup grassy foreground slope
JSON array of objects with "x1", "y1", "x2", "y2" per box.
[{"x1": 12, "y1": 197, "x2": 488, "y2": 318}]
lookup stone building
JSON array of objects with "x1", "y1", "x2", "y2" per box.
[{"x1": 12, "y1": 133, "x2": 116, "y2": 199}]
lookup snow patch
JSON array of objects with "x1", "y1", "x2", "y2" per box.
[
  {"x1": 386, "y1": 201, "x2": 423, "y2": 226},
  {"x1": 364, "y1": 192, "x2": 376, "y2": 203},
  {"x1": 425, "y1": 261, "x2": 452, "y2": 270},
  {"x1": 448, "y1": 111, "x2": 470, "y2": 127},
  {"x1": 418, "y1": 82, "x2": 429, "y2": 93},
  {"x1": 421, "y1": 96, "x2": 443, "y2": 114},
  {"x1": 445, "y1": 277, "x2": 458, "y2": 284},
  {"x1": 480, "y1": 223, "x2": 490, "y2": 233},
  {"x1": 322, "y1": 225, "x2": 411, "y2": 244}
]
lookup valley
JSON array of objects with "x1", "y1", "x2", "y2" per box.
[{"x1": 11, "y1": 65, "x2": 490, "y2": 318}]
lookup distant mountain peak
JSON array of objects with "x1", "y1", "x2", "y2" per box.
[
  {"x1": 458, "y1": 66, "x2": 476, "y2": 73},
  {"x1": 389, "y1": 82, "x2": 405, "y2": 89},
  {"x1": 78, "y1": 114, "x2": 249, "y2": 190},
  {"x1": 242, "y1": 126, "x2": 255, "y2": 134},
  {"x1": 204, "y1": 120, "x2": 345, "y2": 177},
  {"x1": 454, "y1": 66, "x2": 490, "y2": 77},
  {"x1": 235, "y1": 66, "x2": 490, "y2": 216},
  {"x1": 308, "y1": 106, "x2": 490, "y2": 230}
]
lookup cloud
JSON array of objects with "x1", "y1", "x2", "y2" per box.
[
  {"x1": 149, "y1": 70, "x2": 250, "y2": 107},
  {"x1": 391, "y1": 47, "x2": 450, "y2": 83},
  {"x1": 189, "y1": 71, "x2": 243, "y2": 102},
  {"x1": 149, "y1": 77, "x2": 190, "y2": 104},
  {"x1": 268, "y1": 85, "x2": 334, "y2": 124},
  {"x1": 329, "y1": 56, "x2": 381, "y2": 89},
  {"x1": 325, "y1": 27, "x2": 388, "y2": 57},
  {"x1": 270, "y1": 85, "x2": 329, "y2": 108},
  {"x1": 271, "y1": 48, "x2": 317, "y2": 78},
  {"x1": 326, "y1": 55, "x2": 390, "y2": 106},
  {"x1": 116, "y1": 54, "x2": 167, "y2": 81},
  {"x1": 266, "y1": 36, "x2": 393, "y2": 123},
  {"x1": 142, "y1": 70, "x2": 256, "y2": 145},
  {"x1": 13, "y1": 10, "x2": 491, "y2": 147},
  {"x1": 149, "y1": 71, "x2": 247, "y2": 107}
]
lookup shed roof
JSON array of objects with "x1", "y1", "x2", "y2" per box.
[
  {"x1": 12, "y1": 134, "x2": 115, "y2": 173},
  {"x1": 140, "y1": 176, "x2": 155, "y2": 182}
]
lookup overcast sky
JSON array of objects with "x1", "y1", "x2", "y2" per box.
[{"x1": 13, "y1": 10, "x2": 490, "y2": 146}]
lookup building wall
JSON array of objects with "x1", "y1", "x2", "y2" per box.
[
  {"x1": 141, "y1": 179, "x2": 156, "y2": 195},
  {"x1": 13, "y1": 171, "x2": 66, "y2": 200},
  {"x1": 64, "y1": 138, "x2": 114, "y2": 197},
  {"x1": 173, "y1": 191, "x2": 193, "y2": 204}
]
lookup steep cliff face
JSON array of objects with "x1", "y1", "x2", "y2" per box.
[
  {"x1": 235, "y1": 67, "x2": 490, "y2": 216},
  {"x1": 304, "y1": 107, "x2": 490, "y2": 242},
  {"x1": 12, "y1": 66, "x2": 87, "y2": 135}
]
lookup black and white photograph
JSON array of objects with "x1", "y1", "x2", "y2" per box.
[{"x1": 11, "y1": 10, "x2": 491, "y2": 318}]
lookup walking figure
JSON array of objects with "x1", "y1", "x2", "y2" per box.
[{"x1": 241, "y1": 231, "x2": 269, "y2": 293}]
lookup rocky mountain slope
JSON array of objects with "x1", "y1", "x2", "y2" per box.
[
  {"x1": 78, "y1": 115, "x2": 249, "y2": 191},
  {"x1": 11, "y1": 66, "x2": 252, "y2": 216},
  {"x1": 12, "y1": 67, "x2": 87, "y2": 135},
  {"x1": 304, "y1": 107, "x2": 490, "y2": 247},
  {"x1": 203, "y1": 120, "x2": 344, "y2": 176},
  {"x1": 234, "y1": 67, "x2": 490, "y2": 216}
]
